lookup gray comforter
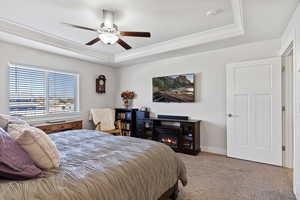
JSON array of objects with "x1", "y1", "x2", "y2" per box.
[{"x1": 0, "y1": 130, "x2": 187, "y2": 200}]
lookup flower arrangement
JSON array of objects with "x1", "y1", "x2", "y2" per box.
[
  {"x1": 121, "y1": 91, "x2": 135, "y2": 108},
  {"x1": 121, "y1": 91, "x2": 135, "y2": 100}
]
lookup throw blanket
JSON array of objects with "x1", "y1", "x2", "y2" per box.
[
  {"x1": 89, "y1": 108, "x2": 115, "y2": 131},
  {"x1": 0, "y1": 130, "x2": 187, "y2": 200}
]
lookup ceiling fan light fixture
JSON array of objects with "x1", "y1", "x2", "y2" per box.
[
  {"x1": 99, "y1": 33, "x2": 119, "y2": 45},
  {"x1": 63, "y1": 9, "x2": 150, "y2": 50}
]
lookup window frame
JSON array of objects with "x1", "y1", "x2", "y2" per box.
[{"x1": 8, "y1": 63, "x2": 80, "y2": 119}]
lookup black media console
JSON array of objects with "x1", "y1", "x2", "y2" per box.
[{"x1": 135, "y1": 112, "x2": 201, "y2": 155}]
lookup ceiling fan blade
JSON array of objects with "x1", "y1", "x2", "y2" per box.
[
  {"x1": 120, "y1": 31, "x2": 151, "y2": 38},
  {"x1": 86, "y1": 38, "x2": 100, "y2": 46},
  {"x1": 117, "y1": 39, "x2": 132, "y2": 50},
  {"x1": 62, "y1": 23, "x2": 97, "y2": 32}
]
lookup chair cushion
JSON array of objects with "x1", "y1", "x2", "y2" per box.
[
  {"x1": 0, "y1": 114, "x2": 28, "y2": 131},
  {"x1": 0, "y1": 128, "x2": 41, "y2": 180},
  {"x1": 12, "y1": 125, "x2": 60, "y2": 170}
]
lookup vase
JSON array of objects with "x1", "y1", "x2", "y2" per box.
[
  {"x1": 123, "y1": 99, "x2": 133, "y2": 109},
  {"x1": 123, "y1": 99, "x2": 129, "y2": 109}
]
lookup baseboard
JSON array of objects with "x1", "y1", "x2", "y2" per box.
[
  {"x1": 201, "y1": 146, "x2": 227, "y2": 155},
  {"x1": 295, "y1": 182, "x2": 300, "y2": 200}
]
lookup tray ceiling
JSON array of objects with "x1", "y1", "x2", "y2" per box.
[
  {"x1": 0, "y1": 0, "x2": 298, "y2": 66},
  {"x1": 1, "y1": 0, "x2": 233, "y2": 54}
]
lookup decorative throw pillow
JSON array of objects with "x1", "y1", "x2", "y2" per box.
[
  {"x1": 0, "y1": 128, "x2": 41, "y2": 180},
  {"x1": 7, "y1": 124, "x2": 31, "y2": 140},
  {"x1": 14, "y1": 126, "x2": 60, "y2": 170},
  {"x1": 0, "y1": 114, "x2": 28, "y2": 131}
]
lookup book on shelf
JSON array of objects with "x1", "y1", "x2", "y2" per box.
[
  {"x1": 121, "y1": 130, "x2": 131, "y2": 136},
  {"x1": 117, "y1": 112, "x2": 132, "y2": 120},
  {"x1": 117, "y1": 113, "x2": 126, "y2": 120},
  {"x1": 120, "y1": 122, "x2": 130, "y2": 130}
]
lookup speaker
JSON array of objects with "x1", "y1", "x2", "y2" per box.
[{"x1": 157, "y1": 115, "x2": 189, "y2": 120}]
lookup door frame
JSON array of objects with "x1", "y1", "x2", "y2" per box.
[
  {"x1": 280, "y1": 41, "x2": 297, "y2": 195},
  {"x1": 281, "y1": 44, "x2": 295, "y2": 168},
  {"x1": 226, "y1": 57, "x2": 282, "y2": 166}
]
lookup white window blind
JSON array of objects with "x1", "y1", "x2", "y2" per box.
[{"x1": 9, "y1": 65, "x2": 79, "y2": 118}]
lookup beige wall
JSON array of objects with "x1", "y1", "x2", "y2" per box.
[
  {"x1": 0, "y1": 41, "x2": 118, "y2": 129},
  {"x1": 0, "y1": 38, "x2": 282, "y2": 155},
  {"x1": 116, "y1": 39, "x2": 281, "y2": 154}
]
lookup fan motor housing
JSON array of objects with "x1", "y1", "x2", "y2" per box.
[{"x1": 98, "y1": 23, "x2": 119, "y2": 35}]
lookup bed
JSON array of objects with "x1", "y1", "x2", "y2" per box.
[{"x1": 0, "y1": 130, "x2": 187, "y2": 200}]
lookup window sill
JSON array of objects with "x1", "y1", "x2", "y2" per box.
[{"x1": 25, "y1": 112, "x2": 81, "y2": 126}]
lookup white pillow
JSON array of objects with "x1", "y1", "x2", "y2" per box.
[
  {"x1": 0, "y1": 114, "x2": 28, "y2": 131},
  {"x1": 7, "y1": 124, "x2": 30, "y2": 140},
  {"x1": 9, "y1": 125, "x2": 60, "y2": 170}
]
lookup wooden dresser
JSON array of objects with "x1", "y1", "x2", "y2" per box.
[{"x1": 35, "y1": 120, "x2": 83, "y2": 134}]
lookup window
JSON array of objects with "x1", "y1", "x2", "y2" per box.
[{"x1": 9, "y1": 64, "x2": 79, "y2": 118}]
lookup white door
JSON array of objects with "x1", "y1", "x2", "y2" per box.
[{"x1": 226, "y1": 58, "x2": 282, "y2": 166}]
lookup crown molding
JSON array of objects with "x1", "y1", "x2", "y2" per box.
[
  {"x1": 0, "y1": 18, "x2": 114, "y2": 64},
  {"x1": 114, "y1": 0, "x2": 244, "y2": 63},
  {"x1": 231, "y1": 0, "x2": 244, "y2": 28},
  {"x1": 115, "y1": 24, "x2": 244, "y2": 63},
  {"x1": 0, "y1": 0, "x2": 244, "y2": 66}
]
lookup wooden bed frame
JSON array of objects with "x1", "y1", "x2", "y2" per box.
[{"x1": 159, "y1": 181, "x2": 179, "y2": 200}]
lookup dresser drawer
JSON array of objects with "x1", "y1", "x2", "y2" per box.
[
  {"x1": 39, "y1": 126, "x2": 53, "y2": 134},
  {"x1": 37, "y1": 120, "x2": 83, "y2": 134}
]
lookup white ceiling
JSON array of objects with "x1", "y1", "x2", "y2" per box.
[
  {"x1": 117, "y1": 0, "x2": 300, "y2": 66},
  {"x1": 1, "y1": 0, "x2": 233, "y2": 54},
  {"x1": 0, "y1": 0, "x2": 299, "y2": 66}
]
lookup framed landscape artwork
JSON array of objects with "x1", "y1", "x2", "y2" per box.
[{"x1": 153, "y1": 73, "x2": 195, "y2": 103}]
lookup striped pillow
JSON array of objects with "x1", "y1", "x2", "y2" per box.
[{"x1": 14, "y1": 126, "x2": 60, "y2": 170}]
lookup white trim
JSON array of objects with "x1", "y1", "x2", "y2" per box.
[
  {"x1": 280, "y1": 29, "x2": 296, "y2": 56},
  {"x1": 226, "y1": 57, "x2": 280, "y2": 68},
  {"x1": 295, "y1": 182, "x2": 300, "y2": 200},
  {"x1": 0, "y1": 18, "x2": 114, "y2": 65},
  {"x1": 231, "y1": 0, "x2": 244, "y2": 28},
  {"x1": 201, "y1": 146, "x2": 227, "y2": 155},
  {"x1": 76, "y1": 74, "x2": 80, "y2": 114},
  {"x1": 281, "y1": 45, "x2": 294, "y2": 168},
  {"x1": 280, "y1": 4, "x2": 300, "y2": 55},
  {"x1": 9, "y1": 62, "x2": 79, "y2": 76},
  {"x1": 0, "y1": 0, "x2": 244, "y2": 65},
  {"x1": 27, "y1": 114, "x2": 82, "y2": 125},
  {"x1": 115, "y1": 0, "x2": 244, "y2": 63},
  {"x1": 115, "y1": 24, "x2": 244, "y2": 63},
  {"x1": 280, "y1": 8, "x2": 298, "y2": 191}
]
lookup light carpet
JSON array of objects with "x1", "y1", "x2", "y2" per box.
[{"x1": 175, "y1": 153, "x2": 295, "y2": 200}]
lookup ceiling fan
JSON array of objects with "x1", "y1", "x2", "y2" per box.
[{"x1": 63, "y1": 10, "x2": 151, "y2": 50}]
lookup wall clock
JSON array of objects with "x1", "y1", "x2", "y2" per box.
[{"x1": 96, "y1": 75, "x2": 106, "y2": 94}]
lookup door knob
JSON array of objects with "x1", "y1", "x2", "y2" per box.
[{"x1": 228, "y1": 114, "x2": 233, "y2": 117}]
